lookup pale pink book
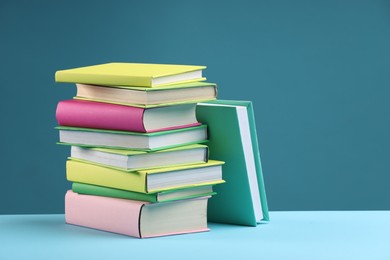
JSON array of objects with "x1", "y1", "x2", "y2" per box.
[
  {"x1": 56, "y1": 99, "x2": 200, "y2": 133},
  {"x1": 65, "y1": 190, "x2": 210, "y2": 238}
]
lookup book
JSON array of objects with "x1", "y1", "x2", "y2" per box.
[
  {"x1": 65, "y1": 190, "x2": 210, "y2": 238},
  {"x1": 56, "y1": 99, "x2": 200, "y2": 133},
  {"x1": 66, "y1": 159, "x2": 225, "y2": 193},
  {"x1": 55, "y1": 62, "x2": 206, "y2": 87},
  {"x1": 57, "y1": 125, "x2": 207, "y2": 151},
  {"x1": 196, "y1": 100, "x2": 269, "y2": 226},
  {"x1": 70, "y1": 144, "x2": 208, "y2": 171},
  {"x1": 72, "y1": 182, "x2": 216, "y2": 203},
  {"x1": 75, "y1": 82, "x2": 217, "y2": 108}
]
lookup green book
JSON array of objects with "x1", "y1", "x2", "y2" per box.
[
  {"x1": 70, "y1": 144, "x2": 209, "y2": 171},
  {"x1": 197, "y1": 100, "x2": 269, "y2": 226},
  {"x1": 56, "y1": 125, "x2": 207, "y2": 151},
  {"x1": 72, "y1": 182, "x2": 216, "y2": 203}
]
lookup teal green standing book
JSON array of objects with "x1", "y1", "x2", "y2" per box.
[{"x1": 197, "y1": 100, "x2": 269, "y2": 226}]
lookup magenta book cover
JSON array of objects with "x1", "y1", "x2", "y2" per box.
[
  {"x1": 56, "y1": 99, "x2": 200, "y2": 133},
  {"x1": 56, "y1": 99, "x2": 145, "y2": 132}
]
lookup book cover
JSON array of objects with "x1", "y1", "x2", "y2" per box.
[
  {"x1": 197, "y1": 100, "x2": 269, "y2": 226},
  {"x1": 55, "y1": 62, "x2": 206, "y2": 87},
  {"x1": 66, "y1": 159, "x2": 225, "y2": 193},
  {"x1": 65, "y1": 190, "x2": 210, "y2": 238},
  {"x1": 56, "y1": 99, "x2": 200, "y2": 132}
]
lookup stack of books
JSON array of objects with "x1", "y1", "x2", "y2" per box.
[{"x1": 55, "y1": 62, "x2": 225, "y2": 238}]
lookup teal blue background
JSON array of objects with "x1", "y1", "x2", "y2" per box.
[{"x1": 1, "y1": 0, "x2": 389, "y2": 213}]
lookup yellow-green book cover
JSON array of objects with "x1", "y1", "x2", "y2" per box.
[
  {"x1": 66, "y1": 159, "x2": 225, "y2": 193},
  {"x1": 55, "y1": 62, "x2": 206, "y2": 87}
]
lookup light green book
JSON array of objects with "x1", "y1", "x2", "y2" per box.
[
  {"x1": 56, "y1": 125, "x2": 207, "y2": 151},
  {"x1": 75, "y1": 82, "x2": 217, "y2": 108},
  {"x1": 197, "y1": 100, "x2": 269, "y2": 226},
  {"x1": 70, "y1": 144, "x2": 208, "y2": 171},
  {"x1": 72, "y1": 182, "x2": 216, "y2": 203}
]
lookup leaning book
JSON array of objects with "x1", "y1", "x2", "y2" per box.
[{"x1": 197, "y1": 100, "x2": 269, "y2": 226}]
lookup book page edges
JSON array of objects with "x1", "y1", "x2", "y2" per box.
[
  {"x1": 139, "y1": 160, "x2": 224, "y2": 174},
  {"x1": 74, "y1": 96, "x2": 217, "y2": 108},
  {"x1": 68, "y1": 157, "x2": 208, "y2": 172},
  {"x1": 55, "y1": 124, "x2": 207, "y2": 136},
  {"x1": 246, "y1": 102, "x2": 269, "y2": 221},
  {"x1": 148, "y1": 180, "x2": 225, "y2": 193},
  {"x1": 141, "y1": 228, "x2": 209, "y2": 238},
  {"x1": 57, "y1": 140, "x2": 209, "y2": 152}
]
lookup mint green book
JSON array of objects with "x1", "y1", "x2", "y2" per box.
[
  {"x1": 72, "y1": 182, "x2": 216, "y2": 203},
  {"x1": 70, "y1": 144, "x2": 208, "y2": 171},
  {"x1": 197, "y1": 100, "x2": 269, "y2": 226},
  {"x1": 56, "y1": 125, "x2": 207, "y2": 151}
]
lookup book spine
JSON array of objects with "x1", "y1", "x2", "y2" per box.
[
  {"x1": 72, "y1": 182, "x2": 158, "y2": 203},
  {"x1": 66, "y1": 160, "x2": 148, "y2": 193},
  {"x1": 56, "y1": 99, "x2": 146, "y2": 132},
  {"x1": 65, "y1": 190, "x2": 145, "y2": 237}
]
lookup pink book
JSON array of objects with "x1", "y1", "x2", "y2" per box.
[
  {"x1": 56, "y1": 99, "x2": 200, "y2": 133},
  {"x1": 65, "y1": 190, "x2": 210, "y2": 238}
]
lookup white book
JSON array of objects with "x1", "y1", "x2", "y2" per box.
[{"x1": 75, "y1": 82, "x2": 217, "y2": 108}]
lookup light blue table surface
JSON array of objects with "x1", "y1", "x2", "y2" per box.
[{"x1": 1, "y1": 211, "x2": 389, "y2": 260}]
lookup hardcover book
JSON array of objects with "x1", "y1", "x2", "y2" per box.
[
  {"x1": 65, "y1": 190, "x2": 210, "y2": 238},
  {"x1": 57, "y1": 125, "x2": 207, "y2": 151},
  {"x1": 197, "y1": 100, "x2": 269, "y2": 226},
  {"x1": 70, "y1": 144, "x2": 208, "y2": 171},
  {"x1": 56, "y1": 99, "x2": 200, "y2": 132},
  {"x1": 55, "y1": 62, "x2": 206, "y2": 87},
  {"x1": 72, "y1": 182, "x2": 216, "y2": 203},
  {"x1": 75, "y1": 82, "x2": 217, "y2": 108},
  {"x1": 66, "y1": 159, "x2": 225, "y2": 193}
]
